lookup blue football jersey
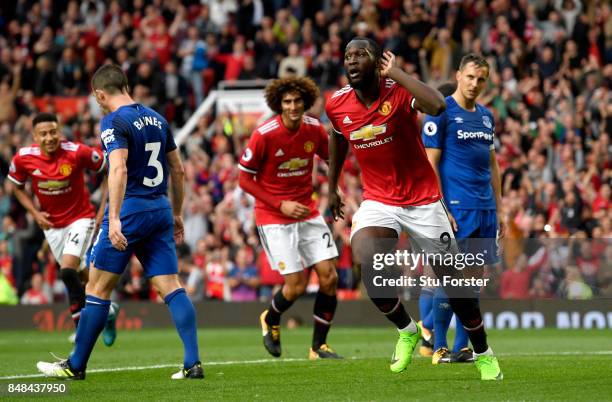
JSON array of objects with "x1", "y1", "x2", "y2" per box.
[
  {"x1": 422, "y1": 96, "x2": 496, "y2": 210},
  {"x1": 100, "y1": 103, "x2": 177, "y2": 217}
]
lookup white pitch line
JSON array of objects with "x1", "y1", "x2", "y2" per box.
[
  {"x1": 2, "y1": 352, "x2": 611, "y2": 381},
  {"x1": 500, "y1": 351, "x2": 612, "y2": 357},
  {"x1": 0, "y1": 358, "x2": 309, "y2": 380}
]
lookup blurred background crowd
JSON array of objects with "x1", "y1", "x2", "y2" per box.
[{"x1": 0, "y1": 0, "x2": 610, "y2": 305}]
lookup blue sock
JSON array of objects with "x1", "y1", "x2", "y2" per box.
[
  {"x1": 69, "y1": 295, "x2": 110, "y2": 371},
  {"x1": 453, "y1": 315, "x2": 470, "y2": 352},
  {"x1": 165, "y1": 288, "x2": 200, "y2": 368},
  {"x1": 423, "y1": 309, "x2": 434, "y2": 331},
  {"x1": 418, "y1": 288, "x2": 434, "y2": 330},
  {"x1": 433, "y1": 288, "x2": 453, "y2": 350}
]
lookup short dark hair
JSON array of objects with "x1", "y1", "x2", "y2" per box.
[
  {"x1": 91, "y1": 64, "x2": 129, "y2": 94},
  {"x1": 459, "y1": 53, "x2": 490, "y2": 71},
  {"x1": 264, "y1": 77, "x2": 320, "y2": 115},
  {"x1": 437, "y1": 82, "x2": 457, "y2": 97},
  {"x1": 347, "y1": 37, "x2": 382, "y2": 60},
  {"x1": 32, "y1": 113, "x2": 58, "y2": 127}
]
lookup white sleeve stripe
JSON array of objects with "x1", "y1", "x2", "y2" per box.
[
  {"x1": 410, "y1": 98, "x2": 416, "y2": 110},
  {"x1": 330, "y1": 122, "x2": 342, "y2": 135},
  {"x1": 96, "y1": 157, "x2": 107, "y2": 173},
  {"x1": 7, "y1": 175, "x2": 23, "y2": 185},
  {"x1": 238, "y1": 164, "x2": 257, "y2": 174}
]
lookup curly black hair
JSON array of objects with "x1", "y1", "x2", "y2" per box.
[{"x1": 263, "y1": 77, "x2": 320, "y2": 115}]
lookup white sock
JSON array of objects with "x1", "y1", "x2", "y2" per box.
[
  {"x1": 398, "y1": 319, "x2": 418, "y2": 334},
  {"x1": 474, "y1": 347, "x2": 494, "y2": 357}
]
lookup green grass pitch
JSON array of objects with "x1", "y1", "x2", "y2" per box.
[{"x1": 1, "y1": 327, "x2": 611, "y2": 401}]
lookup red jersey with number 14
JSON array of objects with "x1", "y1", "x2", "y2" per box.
[
  {"x1": 239, "y1": 114, "x2": 329, "y2": 225},
  {"x1": 325, "y1": 78, "x2": 441, "y2": 206},
  {"x1": 8, "y1": 141, "x2": 105, "y2": 228}
]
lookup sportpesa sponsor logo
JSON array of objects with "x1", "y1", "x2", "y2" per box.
[{"x1": 457, "y1": 130, "x2": 493, "y2": 141}]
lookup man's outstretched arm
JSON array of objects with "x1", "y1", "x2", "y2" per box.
[{"x1": 380, "y1": 51, "x2": 445, "y2": 116}]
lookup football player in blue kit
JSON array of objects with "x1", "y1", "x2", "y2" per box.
[
  {"x1": 421, "y1": 54, "x2": 505, "y2": 368},
  {"x1": 37, "y1": 64, "x2": 203, "y2": 380}
]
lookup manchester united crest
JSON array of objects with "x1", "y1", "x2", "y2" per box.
[
  {"x1": 378, "y1": 101, "x2": 392, "y2": 116},
  {"x1": 59, "y1": 164, "x2": 72, "y2": 176},
  {"x1": 304, "y1": 141, "x2": 315, "y2": 153}
]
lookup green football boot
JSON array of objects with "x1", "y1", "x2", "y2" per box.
[{"x1": 390, "y1": 323, "x2": 421, "y2": 373}]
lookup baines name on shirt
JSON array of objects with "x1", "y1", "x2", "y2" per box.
[{"x1": 133, "y1": 116, "x2": 163, "y2": 130}]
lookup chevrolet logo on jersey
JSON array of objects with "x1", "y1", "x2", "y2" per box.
[
  {"x1": 278, "y1": 158, "x2": 308, "y2": 170},
  {"x1": 350, "y1": 124, "x2": 387, "y2": 141},
  {"x1": 38, "y1": 180, "x2": 70, "y2": 190}
]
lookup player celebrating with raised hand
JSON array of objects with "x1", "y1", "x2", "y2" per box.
[
  {"x1": 36, "y1": 65, "x2": 203, "y2": 380},
  {"x1": 422, "y1": 54, "x2": 504, "y2": 365},
  {"x1": 238, "y1": 77, "x2": 341, "y2": 360},
  {"x1": 327, "y1": 38, "x2": 502, "y2": 380},
  {"x1": 8, "y1": 113, "x2": 118, "y2": 345}
]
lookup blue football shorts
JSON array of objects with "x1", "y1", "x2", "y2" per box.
[
  {"x1": 89, "y1": 208, "x2": 178, "y2": 278},
  {"x1": 451, "y1": 208, "x2": 500, "y2": 265}
]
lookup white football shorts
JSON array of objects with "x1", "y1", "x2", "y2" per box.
[
  {"x1": 258, "y1": 215, "x2": 339, "y2": 275},
  {"x1": 350, "y1": 199, "x2": 458, "y2": 255},
  {"x1": 44, "y1": 218, "x2": 96, "y2": 270}
]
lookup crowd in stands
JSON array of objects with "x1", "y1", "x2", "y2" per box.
[{"x1": 0, "y1": 0, "x2": 610, "y2": 305}]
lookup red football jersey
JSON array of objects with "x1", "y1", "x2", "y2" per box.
[
  {"x1": 8, "y1": 141, "x2": 105, "y2": 228},
  {"x1": 325, "y1": 78, "x2": 441, "y2": 206},
  {"x1": 239, "y1": 115, "x2": 329, "y2": 225}
]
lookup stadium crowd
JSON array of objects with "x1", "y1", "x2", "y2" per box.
[{"x1": 0, "y1": 0, "x2": 610, "y2": 305}]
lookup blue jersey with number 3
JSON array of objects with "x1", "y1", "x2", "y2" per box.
[{"x1": 100, "y1": 103, "x2": 177, "y2": 218}]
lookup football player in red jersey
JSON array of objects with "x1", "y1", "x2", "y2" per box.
[
  {"x1": 239, "y1": 77, "x2": 341, "y2": 360},
  {"x1": 326, "y1": 38, "x2": 502, "y2": 380},
  {"x1": 8, "y1": 113, "x2": 118, "y2": 346}
]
